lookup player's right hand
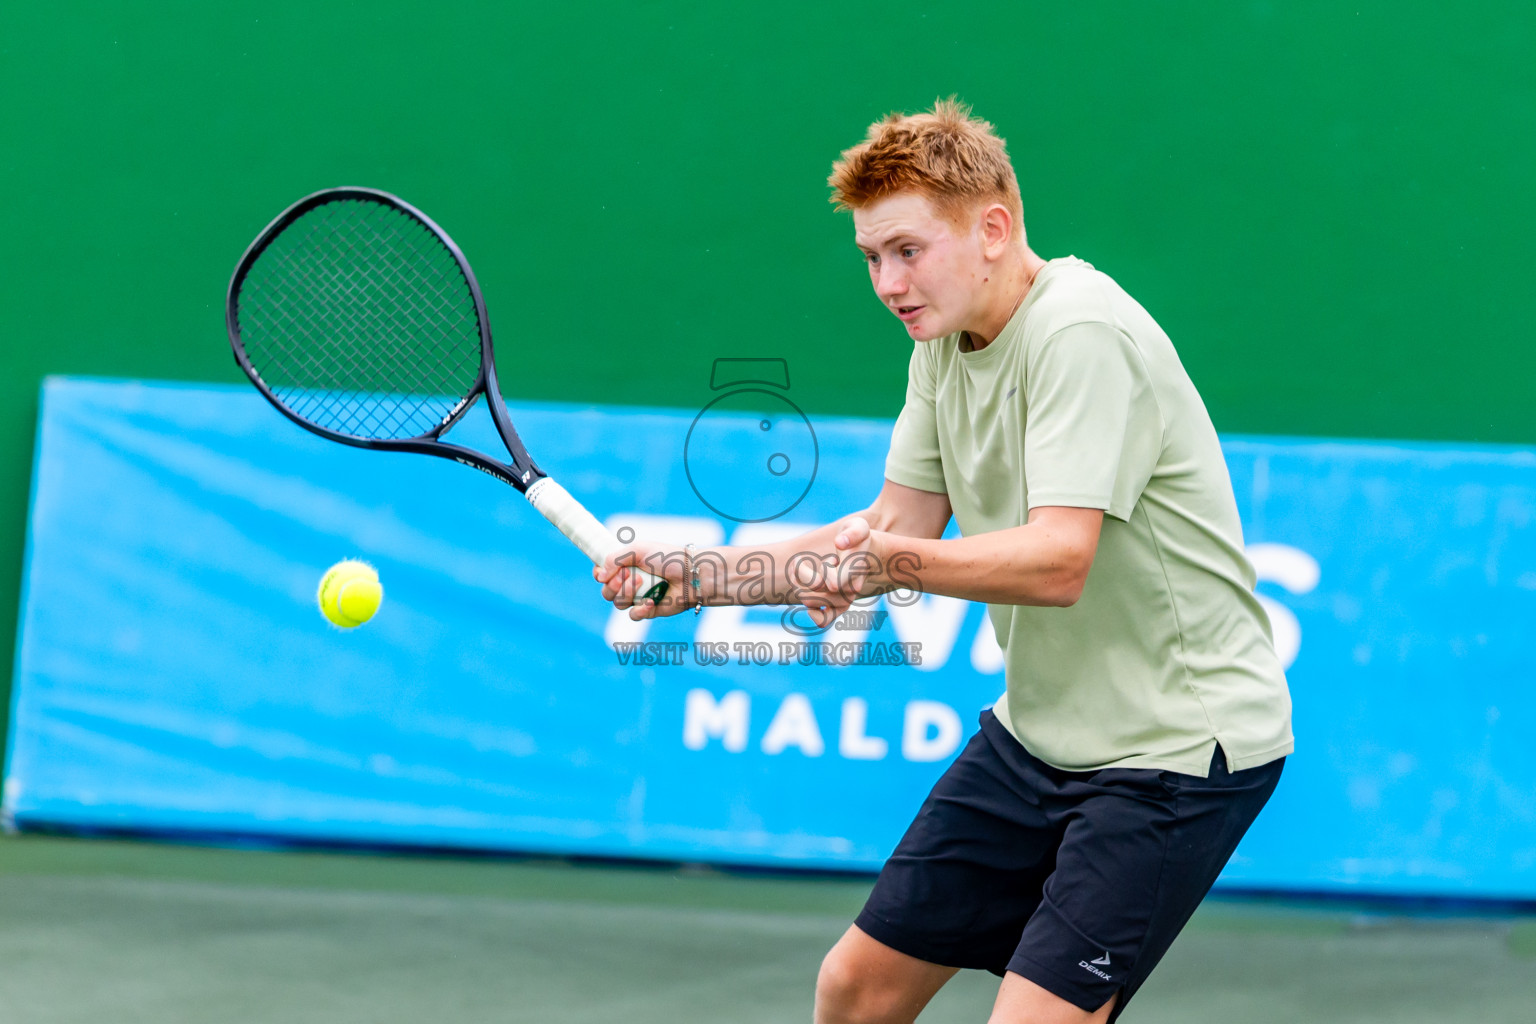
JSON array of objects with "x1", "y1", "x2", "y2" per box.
[{"x1": 796, "y1": 514, "x2": 880, "y2": 628}]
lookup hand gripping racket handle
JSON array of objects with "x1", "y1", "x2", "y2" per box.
[{"x1": 524, "y1": 478, "x2": 671, "y2": 602}]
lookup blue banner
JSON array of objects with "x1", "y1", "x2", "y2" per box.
[{"x1": 6, "y1": 377, "x2": 1536, "y2": 899}]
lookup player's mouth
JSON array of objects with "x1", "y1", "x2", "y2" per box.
[{"x1": 894, "y1": 305, "x2": 925, "y2": 323}]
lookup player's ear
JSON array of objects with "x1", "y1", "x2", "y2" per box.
[{"x1": 979, "y1": 203, "x2": 1013, "y2": 258}]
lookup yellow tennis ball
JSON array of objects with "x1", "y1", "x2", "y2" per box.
[{"x1": 317, "y1": 559, "x2": 383, "y2": 629}]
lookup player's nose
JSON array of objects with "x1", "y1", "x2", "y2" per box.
[{"x1": 875, "y1": 262, "x2": 909, "y2": 299}]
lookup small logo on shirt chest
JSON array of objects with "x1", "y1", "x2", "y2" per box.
[{"x1": 1006, "y1": 386, "x2": 1018, "y2": 400}]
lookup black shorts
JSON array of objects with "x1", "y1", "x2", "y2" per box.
[{"x1": 855, "y1": 710, "x2": 1283, "y2": 1020}]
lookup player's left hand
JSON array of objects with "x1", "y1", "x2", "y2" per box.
[{"x1": 595, "y1": 543, "x2": 692, "y2": 620}]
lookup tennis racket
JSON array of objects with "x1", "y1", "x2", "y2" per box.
[{"x1": 225, "y1": 186, "x2": 669, "y2": 603}]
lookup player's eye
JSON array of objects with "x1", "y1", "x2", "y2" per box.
[
  {"x1": 901, "y1": 247, "x2": 918, "y2": 259},
  {"x1": 864, "y1": 252, "x2": 880, "y2": 266}
]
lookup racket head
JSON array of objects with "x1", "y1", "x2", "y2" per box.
[{"x1": 226, "y1": 187, "x2": 493, "y2": 449}]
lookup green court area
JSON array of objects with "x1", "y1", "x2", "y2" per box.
[{"x1": 2, "y1": 834, "x2": 1533, "y2": 1023}]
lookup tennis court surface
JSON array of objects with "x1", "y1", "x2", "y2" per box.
[{"x1": 2, "y1": 835, "x2": 1533, "y2": 1023}]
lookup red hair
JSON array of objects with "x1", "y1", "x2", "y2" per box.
[{"x1": 828, "y1": 98, "x2": 1023, "y2": 226}]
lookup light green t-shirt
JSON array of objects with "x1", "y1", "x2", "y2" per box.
[{"x1": 885, "y1": 257, "x2": 1293, "y2": 776}]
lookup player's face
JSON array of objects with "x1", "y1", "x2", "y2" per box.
[{"x1": 852, "y1": 192, "x2": 987, "y2": 342}]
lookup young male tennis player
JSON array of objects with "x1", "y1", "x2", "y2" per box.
[{"x1": 595, "y1": 98, "x2": 1293, "y2": 1024}]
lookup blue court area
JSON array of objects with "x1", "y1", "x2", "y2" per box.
[{"x1": 2, "y1": 835, "x2": 1534, "y2": 1024}]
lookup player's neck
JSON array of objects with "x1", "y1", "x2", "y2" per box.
[{"x1": 962, "y1": 248, "x2": 1048, "y2": 352}]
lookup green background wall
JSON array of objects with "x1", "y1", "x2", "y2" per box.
[{"x1": 1, "y1": 2, "x2": 1531, "y2": 756}]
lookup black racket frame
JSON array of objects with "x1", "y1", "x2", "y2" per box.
[{"x1": 226, "y1": 186, "x2": 547, "y2": 493}]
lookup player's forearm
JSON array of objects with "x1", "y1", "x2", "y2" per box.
[
  {"x1": 692, "y1": 518, "x2": 858, "y2": 607},
  {"x1": 877, "y1": 525, "x2": 1091, "y2": 607},
  {"x1": 690, "y1": 500, "x2": 965, "y2": 609}
]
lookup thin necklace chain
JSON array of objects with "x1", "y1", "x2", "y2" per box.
[
  {"x1": 1004, "y1": 260, "x2": 1044, "y2": 325},
  {"x1": 966, "y1": 259, "x2": 1045, "y2": 352}
]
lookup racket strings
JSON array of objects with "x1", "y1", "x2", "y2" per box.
[
  {"x1": 263, "y1": 241, "x2": 451, "y2": 439},
  {"x1": 248, "y1": 258, "x2": 470, "y2": 440},
  {"x1": 236, "y1": 198, "x2": 484, "y2": 441},
  {"x1": 253, "y1": 206, "x2": 477, "y2": 437}
]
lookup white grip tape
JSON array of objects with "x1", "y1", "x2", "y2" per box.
[{"x1": 525, "y1": 478, "x2": 668, "y2": 596}]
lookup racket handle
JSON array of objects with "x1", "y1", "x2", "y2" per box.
[{"x1": 524, "y1": 478, "x2": 670, "y2": 602}]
